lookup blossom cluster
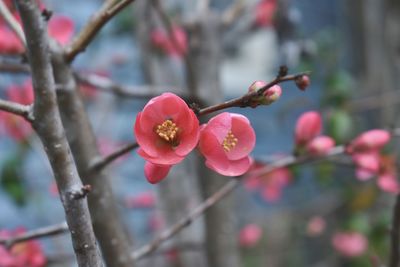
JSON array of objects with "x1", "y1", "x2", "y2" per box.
[{"x1": 134, "y1": 93, "x2": 258, "y2": 183}]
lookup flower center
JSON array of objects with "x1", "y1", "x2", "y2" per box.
[
  {"x1": 156, "y1": 119, "x2": 179, "y2": 144},
  {"x1": 222, "y1": 131, "x2": 238, "y2": 152}
]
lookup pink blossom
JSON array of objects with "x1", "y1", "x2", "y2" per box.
[
  {"x1": 307, "y1": 135, "x2": 335, "y2": 155},
  {"x1": 247, "y1": 81, "x2": 281, "y2": 107},
  {"x1": 47, "y1": 15, "x2": 75, "y2": 46},
  {"x1": 134, "y1": 93, "x2": 199, "y2": 182},
  {"x1": 0, "y1": 228, "x2": 46, "y2": 267},
  {"x1": 0, "y1": 80, "x2": 34, "y2": 141},
  {"x1": 377, "y1": 173, "x2": 399, "y2": 194},
  {"x1": 150, "y1": 26, "x2": 187, "y2": 57},
  {"x1": 355, "y1": 167, "x2": 375, "y2": 181},
  {"x1": 348, "y1": 129, "x2": 390, "y2": 153},
  {"x1": 125, "y1": 191, "x2": 156, "y2": 208},
  {"x1": 239, "y1": 224, "x2": 263, "y2": 247},
  {"x1": 0, "y1": 25, "x2": 24, "y2": 54},
  {"x1": 245, "y1": 162, "x2": 292, "y2": 202},
  {"x1": 295, "y1": 111, "x2": 322, "y2": 146},
  {"x1": 332, "y1": 232, "x2": 368, "y2": 258},
  {"x1": 352, "y1": 152, "x2": 380, "y2": 175},
  {"x1": 198, "y1": 112, "x2": 256, "y2": 176},
  {"x1": 254, "y1": 0, "x2": 277, "y2": 27},
  {"x1": 306, "y1": 216, "x2": 326, "y2": 237}
]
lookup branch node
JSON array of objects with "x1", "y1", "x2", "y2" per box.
[{"x1": 68, "y1": 184, "x2": 92, "y2": 200}]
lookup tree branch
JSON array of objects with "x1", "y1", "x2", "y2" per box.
[
  {"x1": 0, "y1": 0, "x2": 26, "y2": 46},
  {"x1": 0, "y1": 99, "x2": 33, "y2": 121},
  {"x1": 89, "y1": 141, "x2": 139, "y2": 172},
  {"x1": 64, "y1": 0, "x2": 136, "y2": 62},
  {"x1": 197, "y1": 70, "x2": 310, "y2": 116},
  {"x1": 0, "y1": 57, "x2": 30, "y2": 73},
  {"x1": 0, "y1": 222, "x2": 68, "y2": 248},
  {"x1": 132, "y1": 145, "x2": 345, "y2": 260},
  {"x1": 15, "y1": 1, "x2": 103, "y2": 266}
]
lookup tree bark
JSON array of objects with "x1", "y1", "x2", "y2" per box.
[
  {"x1": 51, "y1": 49, "x2": 136, "y2": 267},
  {"x1": 15, "y1": 1, "x2": 103, "y2": 266}
]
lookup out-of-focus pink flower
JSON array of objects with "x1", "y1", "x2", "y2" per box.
[
  {"x1": 307, "y1": 135, "x2": 335, "y2": 155},
  {"x1": 332, "y1": 232, "x2": 368, "y2": 258},
  {"x1": 49, "y1": 182, "x2": 59, "y2": 197},
  {"x1": 125, "y1": 191, "x2": 156, "y2": 208},
  {"x1": 148, "y1": 212, "x2": 164, "y2": 232},
  {"x1": 150, "y1": 26, "x2": 187, "y2": 57},
  {"x1": 0, "y1": 80, "x2": 34, "y2": 141},
  {"x1": 239, "y1": 224, "x2": 263, "y2": 248},
  {"x1": 347, "y1": 129, "x2": 390, "y2": 153},
  {"x1": 352, "y1": 152, "x2": 380, "y2": 175},
  {"x1": 134, "y1": 93, "x2": 199, "y2": 183},
  {"x1": 198, "y1": 112, "x2": 256, "y2": 176},
  {"x1": 254, "y1": 0, "x2": 277, "y2": 27},
  {"x1": 377, "y1": 155, "x2": 399, "y2": 194},
  {"x1": 0, "y1": 25, "x2": 24, "y2": 54},
  {"x1": 306, "y1": 216, "x2": 326, "y2": 237},
  {"x1": 245, "y1": 162, "x2": 292, "y2": 202},
  {"x1": 0, "y1": 228, "x2": 46, "y2": 267},
  {"x1": 295, "y1": 111, "x2": 322, "y2": 146},
  {"x1": 47, "y1": 15, "x2": 75, "y2": 46}
]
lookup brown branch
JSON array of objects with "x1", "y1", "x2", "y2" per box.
[
  {"x1": 389, "y1": 194, "x2": 400, "y2": 267},
  {"x1": 65, "y1": 0, "x2": 136, "y2": 62},
  {"x1": 0, "y1": 222, "x2": 69, "y2": 248},
  {"x1": 16, "y1": 1, "x2": 103, "y2": 266},
  {"x1": 89, "y1": 141, "x2": 139, "y2": 172},
  {"x1": 197, "y1": 70, "x2": 310, "y2": 116},
  {"x1": 0, "y1": 99, "x2": 34, "y2": 121},
  {"x1": 132, "y1": 145, "x2": 345, "y2": 260}
]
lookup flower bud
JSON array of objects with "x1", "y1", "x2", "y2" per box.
[
  {"x1": 144, "y1": 162, "x2": 171, "y2": 184},
  {"x1": 247, "y1": 81, "x2": 281, "y2": 106},
  {"x1": 239, "y1": 224, "x2": 263, "y2": 248},
  {"x1": 349, "y1": 129, "x2": 390, "y2": 153},
  {"x1": 295, "y1": 75, "x2": 310, "y2": 91},
  {"x1": 248, "y1": 80, "x2": 267, "y2": 93},
  {"x1": 295, "y1": 111, "x2": 322, "y2": 145},
  {"x1": 307, "y1": 136, "x2": 335, "y2": 155}
]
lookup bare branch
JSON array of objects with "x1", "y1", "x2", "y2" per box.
[
  {"x1": 132, "y1": 145, "x2": 345, "y2": 260},
  {"x1": 89, "y1": 141, "x2": 139, "y2": 172},
  {"x1": 0, "y1": 0, "x2": 26, "y2": 46},
  {"x1": 65, "y1": 0, "x2": 136, "y2": 62},
  {"x1": 197, "y1": 70, "x2": 310, "y2": 116},
  {"x1": 0, "y1": 99, "x2": 33, "y2": 121},
  {"x1": 0, "y1": 57, "x2": 30, "y2": 73},
  {"x1": 76, "y1": 73, "x2": 186, "y2": 99},
  {"x1": 16, "y1": 0, "x2": 103, "y2": 266},
  {"x1": 0, "y1": 222, "x2": 68, "y2": 248}
]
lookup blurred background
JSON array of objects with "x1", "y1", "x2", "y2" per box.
[{"x1": 0, "y1": 0, "x2": 399, "y2": 266}]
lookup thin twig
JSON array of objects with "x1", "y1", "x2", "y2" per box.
[
  {"x1": 89, "y1": 141, "x2": 139, "y2": 172},
  {"x1": 0, "y1": 57, "x2": 30, "y2": 73},
  {"x1": 76, "y1": 73, "x2": 186, "y2": 99},
  {"x1": 0, "y1": 0, "x2": 26, "y2": 46},
  {"x1": 221, "y1": 0, "x2": 246, "y2": 27},
  {"x1": 65, "y1": 0, "x2": 136, "y2": 62},
  {"x1": 0, "y1": 99, "x2": 34, "y2": 121},
  {"x1": 197, "y1": 71, "x2": 310, "y2": 116},
  {"x1": 132, "y1": 145, "x2": 345, "y2": 260},
  {"x1": 0, "y1": 222, "x2": 68, "y2": 248}
]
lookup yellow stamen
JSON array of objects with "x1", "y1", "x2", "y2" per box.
[
  {"x1": 155, "y1": 119, "x2": 179, "y2": 144},
  {"x1": 222, "y1": 131, "x2": 238, "y2": 152}
]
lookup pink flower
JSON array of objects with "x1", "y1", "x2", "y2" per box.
[
  {"x1": 0, "y1": 25, "x2": 24, "y2": 54},
  {"x1": 295, "y1": 111, "x2": 322, "y2": 146},
  {"x1": 239, "y1": 224, "x2": 263, "y2": 247},
  {"x1": 254, "y1": 0, "x2": 277, "y2": 27},
  {"x1": 0, "y1": 228, "x2": 46, "y2": 267},
  {"x1": 134, "y1": 93, "x2": 199, "y2": 183},
  {"x1": 307, "y1": 135, "x2": 335, "y2": 155},
  {"x1": 306, "y1": 216, "x2": 326, "y2": 237},
  {"x1": 47, "y1": 15, "x2": 75, "y2": 46},
  {"x1": 352, "y1": 152, "x2": 380, "y2": 175},
  {"x1": 198, "y1": 112, "x2": 256, "y2": 176},
  {"x1": 348, "y1": 129, "x2": 390, "y2": 153},
  {"x1": 125, "y1": 191, "x2": 156, "y2": 208},
  {"x1": 332, "y1": 232, "x2": 368, "y2": 258},
  {"x1": 150, "y1": 26, "x2": 187, "y2": 57},
  {"x1": 245, "y1": 161, "x2": 292, "y2": 202},
  {"x1": 0, "y1": 80, "x2": 34, "y2": 141}
]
